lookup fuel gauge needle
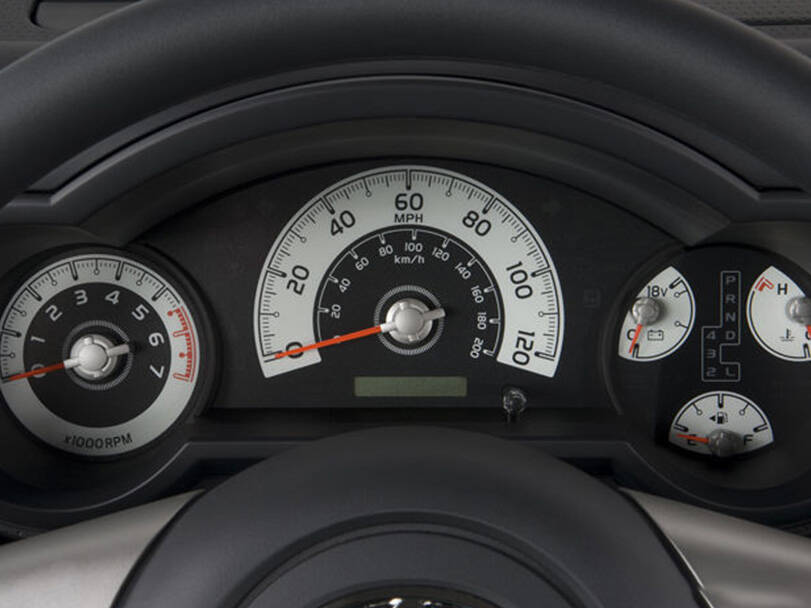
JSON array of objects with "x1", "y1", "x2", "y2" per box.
[
  {"x1": 676, "y1": 433, "x2": 710, "y2": 444},
  {"x1": 274, "y1": 307, "x2": 445, "y2": 360}
]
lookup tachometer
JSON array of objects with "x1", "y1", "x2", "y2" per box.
[
  {"x1": 0, "y1": 250, "x2": 207, "y2": 456},
  {"x1": 253, "y1": 165, "x2": 564, "y2": 381}
]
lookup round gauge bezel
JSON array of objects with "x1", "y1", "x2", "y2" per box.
[{"x1": 0, "y1": 244, "x2": 218, "y2": 461}]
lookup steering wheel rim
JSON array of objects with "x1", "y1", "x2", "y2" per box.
[
  {"x1": 1, "y1": 0, "x2": 811, "y2": 208},
  {"x1": 115, "y1": 427, "x2": 699, "y2": 607}
]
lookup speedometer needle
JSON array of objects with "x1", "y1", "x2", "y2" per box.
[{"x1": 274, "y1": 307, "x2": 446, "y2": 360}]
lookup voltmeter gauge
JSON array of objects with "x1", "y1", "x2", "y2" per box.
[
  {"x1": 0, "y1": 251, "x2": 206, "y2": 457},
  {"x1": 618, "y1": 266, "x2": 695, "y2": 361},
  {"x1": 747, "y1": 266, "x2": 811, "y2": 361},
  {"x1": 669, "y1": 391, "x2": 773, "y2": 457}
]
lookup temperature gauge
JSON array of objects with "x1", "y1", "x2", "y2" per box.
[
  {"x1": 747, "y1": 266, "x2": 811, "y2": 361},
  {"x1": 669, "y1": 391, "x2": 773, "y2": 457},
  {"x1": 618, "y1": 266, "x2": 695, "y2": 361}
]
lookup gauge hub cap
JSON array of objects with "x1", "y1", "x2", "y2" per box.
[
  {"x1": 69, "y1": 334, "x2": 119, "y2": 380},
  {"x1": 385, "y1": 297, "x2": 433, "y2": 344}
]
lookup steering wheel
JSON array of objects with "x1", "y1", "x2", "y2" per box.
[{"x1": 2, "y1": 1, "x2": 811, "y2": 606}]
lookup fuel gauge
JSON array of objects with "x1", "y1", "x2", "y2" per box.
[
  {"x1": 669, "y1": 391, "x2": 773, "y2": 457},
  {"x1": 747, "y1": 266, "x2": 811, "y2": 361}
]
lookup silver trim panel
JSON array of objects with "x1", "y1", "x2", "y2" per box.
[{"x1": 0, "y1": 492, "x2": 197, "y2": 608}]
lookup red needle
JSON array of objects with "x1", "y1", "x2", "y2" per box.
[
  {"x1": 274, "y1": 325, "x2": 384, "y2": 360},
  {"x1": 676, "y1": 433, "x2": 710, "y2": 444},
  {"x1": 4, "y1": 362, "x2": 66, "y2": 383},
  {"x1": 628, "y1": 324, "x2": 643, "y2": 354}
]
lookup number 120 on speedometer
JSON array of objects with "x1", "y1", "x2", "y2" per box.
[{"x1": 253, "y1": 165, "x2": 564, "y2": 381}]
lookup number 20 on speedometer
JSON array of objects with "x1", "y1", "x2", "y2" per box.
[{"x1": 253, "y1": 166, "x2": 564, "y2": 380}]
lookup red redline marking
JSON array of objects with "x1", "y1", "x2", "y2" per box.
[
  {"x1": 628, "y1": 324, "x2": 643, "y2": 354},
  {"x1": 676, "y1": 433, "x2": 710, "y2": 444},
  {"x1": 274, "y1": 325, "x2": 383, "y2": 360},
  {"x1": 5, "y1": 362, "x2": 65, "y2": 383},
  {"x1": 169, "y1": 307, "x2": 197, "y2": 382}
]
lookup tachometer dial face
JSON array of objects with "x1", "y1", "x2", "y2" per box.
[
  {"x1": 669, "y1": 391, "x2": 773, "y2": 457},
  {"x1": 617, "y1": 266, "x2": 695, "y2": 361},
  {"x1": 0, "y1": 252, "x2": 203, "y2": 456},
  {"x1": 254, "y1": 165, "x2": 564, "y2": 380},
  {"x1": 747, "y1": 266, "x2": 811, "y2": 361}
]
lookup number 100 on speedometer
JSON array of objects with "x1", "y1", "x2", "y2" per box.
[{"x1": 253, "y1": 166, "x2": 564, "y2": 381}]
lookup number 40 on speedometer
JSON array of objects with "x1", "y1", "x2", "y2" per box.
[{"x1": 253, "y1": 166, "x2": 565, "y2": 380}]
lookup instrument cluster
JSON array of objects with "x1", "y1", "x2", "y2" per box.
[{"x1": 1, "y1": 159, "x2": 811, "y2": 530}]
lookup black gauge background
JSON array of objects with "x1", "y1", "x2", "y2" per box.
[
  {"x1": 146, "y1": 159, "x2": 671, "y2": 410},
  {"x1": 610, "y1": 245, "x2": 811, "y2": 501},
  {"x1": 24, "y1": 283, "x2": 170, "y2": 427},
  {"x1": 0, "y1": 245, "x2": 218, "y2": 517},
  {"x1": 315, "y1": 227, "x2": 502, "y2": 402}
]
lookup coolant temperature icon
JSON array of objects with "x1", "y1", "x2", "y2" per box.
[{"x1": 747, "y1": 266, "x2": 811, "y2": 361}]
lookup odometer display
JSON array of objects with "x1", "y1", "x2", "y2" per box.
[{"x1": 253, "y1": 165, "x2": 564, "y2": 383}]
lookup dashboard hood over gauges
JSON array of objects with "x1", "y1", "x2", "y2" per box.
[
  {"x1": 2, "y1": 0, "x2": 811, "y2": 208},
  {"x1": 3, "y1": 0, "x2": 811, "y2": 607}
]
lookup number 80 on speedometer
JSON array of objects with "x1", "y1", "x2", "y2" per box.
[{"x1": 253, "y1": 166, "x2": 565, "y2": 381}]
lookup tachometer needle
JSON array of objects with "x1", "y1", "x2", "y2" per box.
[
  {"x1": 676, "y1": 433, "x2": 710, "y2": 444},
  {"x1": 274, "y1": 307, "x2": 446, "y2": 360},
  {"x1": 3, "y1": 342, "x2": 131, "y2": 383},
  {"x1": 628, "y1": 323, "x2": 643, "y2": 354}
]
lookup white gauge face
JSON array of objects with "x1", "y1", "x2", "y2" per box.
[
  {"x1": 618, "y1": 266, "x2": 695, "y2": 361},
  {"x1": 669, "y1": 391, "x2": 773, "y2": 456},
  {"x1": 747, "y1": 266, "x2": 811, "y2": 361},
  {"x1": 0, "y1": 253, "x2": 201, "y2": 456},
  {"x1": 253, "y1": 165, "x2": 564, "y2": 379}
]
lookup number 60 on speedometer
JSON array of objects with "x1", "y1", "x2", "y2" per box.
[{"x1": 253, "y1": 166, "x2": 564, "y2": 383}]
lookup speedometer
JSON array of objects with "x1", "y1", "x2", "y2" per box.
[{"x1": 253, "y1": 165, "x2": 564, "y2": 383}]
